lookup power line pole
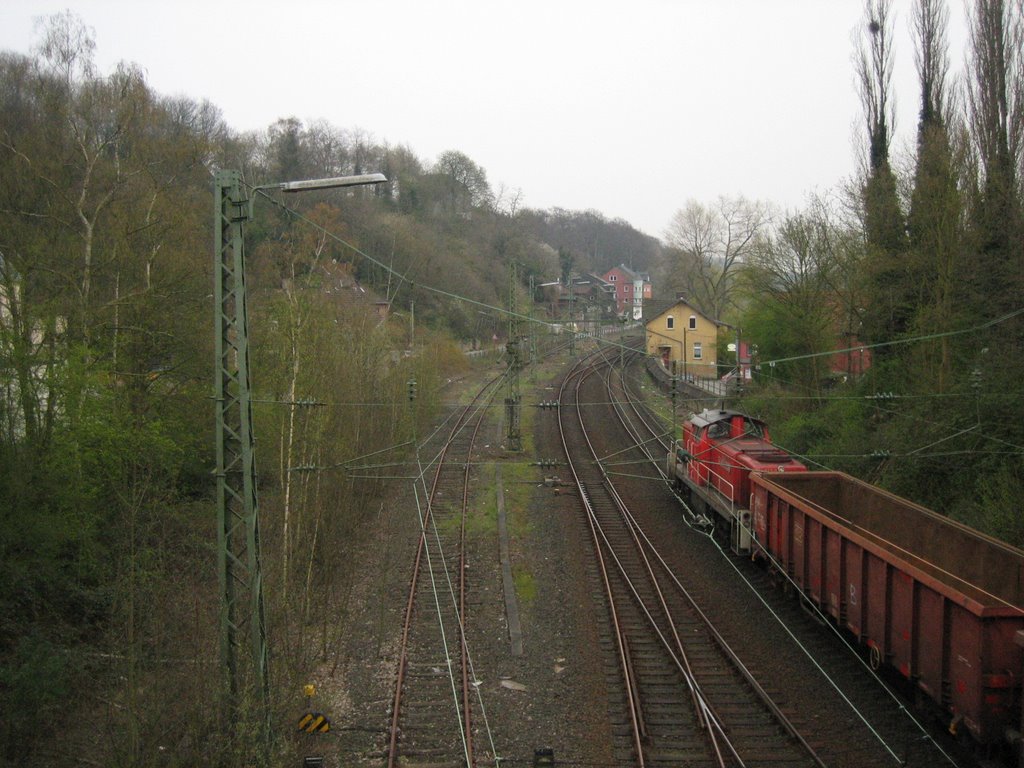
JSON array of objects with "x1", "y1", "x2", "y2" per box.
[
  {"x1": 213, "y1": 170, "x2": 270, "y2": 739},
  {"x1": 528, "y1": 273, "x2": 537, "y2": 373},
  {"x1": 506, "y1": 262, "x2": 523, "y2": 451},
  {"x1": 568, "y1": 276, "x2": 576, "y2": 357},
  {"x1": 212, "y1": 169, "x2": 386, "y2": 752}
]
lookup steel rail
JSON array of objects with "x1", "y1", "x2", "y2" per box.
[
  {"x1": 556, "y1": 355, "x2": 647, "y2": 768},
  {"x1": 571, "y1": 359, "x2": 737, "y2": 768},
  {"x1": 386, "y1": 376, "x2": 502, "y2": 768},
  {"x1": 605, "y1": 349, "x2": 830, "y2": 768}
]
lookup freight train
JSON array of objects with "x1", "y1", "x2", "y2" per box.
[{"x1": 667, "y1": 408, "x2": 1024, "y2": 752}]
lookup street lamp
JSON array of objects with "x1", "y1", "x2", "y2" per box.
[
  {"x1": 244, "y1": 172, "x2": 388, "y2": 216},
  {"x1": 213, "y1": 169, "x2": 386, "y2": 743},
  {"x1": 277, "y1": 172, "x2": 387, "y2": 193}
]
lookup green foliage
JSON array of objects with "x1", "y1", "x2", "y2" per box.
[
  {"x1": 514, "y1": 570, "x2": 538, "y2": 604},
  {"x1": 963, "y1": 462, "x2": 1024, "y2": 548},
  {"x1": 861, "y1": 165, "x2": 912, "y2": 348},
  {"x1": 0, "y1": 633, "x2": 71, "y2": 763}
]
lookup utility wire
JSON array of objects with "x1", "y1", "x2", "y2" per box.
[{"x1": 758, "y1": 306, "x2": 1024, "y2": 367}]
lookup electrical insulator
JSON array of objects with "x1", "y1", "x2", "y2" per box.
[{"x1": 407, "y1": 378, "x2": 417, "y2": 402}]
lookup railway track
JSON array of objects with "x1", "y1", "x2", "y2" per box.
[
  {"x1": 557, "y1": 350, "x2": 823, "y2": 767},
  {"x1": 385, "y1": 376, "x2": 504, "y2": 768},
  {"x1": 597, "y1": 340, "x2": 970, "y2": 768},
  {"x1": 374, "y1": 335, "x2": 972, "y2": 768}
]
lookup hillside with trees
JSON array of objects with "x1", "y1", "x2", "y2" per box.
[
  {"x1": 2, "y1": 2, "x2": 1023, "y2": 765},
  {"x1": 0, "y1": 13, "x2": 660, "y2": 766}
]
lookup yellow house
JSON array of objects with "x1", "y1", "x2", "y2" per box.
[{"x1": 645, "y1": 299, "x2": 719, "y2": 380}]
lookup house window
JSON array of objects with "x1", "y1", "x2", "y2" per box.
[
  {"x1": 625, "y1": 284, "x2": 631, "y2": 292},
  {"x1": 609, "y1": 275, "x2": 617, "y2": 281},
  {"x1": 693, "y1": 342, "x2": 702, "y2": 360},
  {"x1": 689, "y1": 315, "x2": 697, "y2": 330},
  {"x1": 666, "y1": 316, "x2": 674, "y2": 330}
]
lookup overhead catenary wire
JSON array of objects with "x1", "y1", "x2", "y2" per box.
[
  {"x1": 247, "y1": 182, "x2": 644, "y2": 353},
  {"x1": 247, "y1": 179, "x2": 1024, "y2": 468},
  {"x1": 694, "y1": 518, "x2": 957, "y2": 766},
  {"x1": 742, "y1": 356, "x2": 1024, "y2": 462},
  {"x1": 408, "y1": 481, "x2": 474, "y2": 766},
  {"x1": 414, "y1": 423, "x2": 503, "y2": 765},
  {"x1": 679, "y1": 477, "x2": 955, "y2": 764},
  {"x1": 757, "y1": 306, "x2": 1024, "y2": 368},
  {"x1": 244, "y1": 176, "x2": 1024, "y2": 447}
]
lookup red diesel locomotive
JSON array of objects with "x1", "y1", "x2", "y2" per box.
[{"x1": 665, "y1": 408, "x2": 807, "y2": 553}]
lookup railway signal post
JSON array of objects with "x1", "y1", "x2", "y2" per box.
[{"x1": 506, "y1": 261, "x2": 523, "y2": 451}]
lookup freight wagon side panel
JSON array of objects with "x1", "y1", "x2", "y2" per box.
[
  {"x1": 845, "y1": 542, "x2": 865, "y2": 638},
  {"x1": 865, "y1": 551, "x2": 888, "y2": 659},
  {"x1": 791, "y1": 509, "x2": 806, "y2": 592},
  {"x1": 915, "y1": 587, "x2": 946, "y2": 703},
  {"x1": 949, "y1": 609, "x2": 1024, "y2": 743},
  {"x1": 825, "y1": 526, "x2": 844, "y2": 622},
  {"x1": 890, "y1": 570, "x2": 914, "y2": 679},
  {"x1": 806, "y1": 515, "x2": 823, "y2": 604},
  {"x1": 980, "y1": 618, "x2": 1023, "y2": 742},
  {"x1": 949, "y1": 602, "x2": 984, "y2": 738},
  {"x1": 750, "y1": 472, "x2": 1024, "y2": 745}
]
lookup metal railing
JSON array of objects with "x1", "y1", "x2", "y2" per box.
[{"x1": 686, "y1": 437, "x2": 737, "y2": 515}]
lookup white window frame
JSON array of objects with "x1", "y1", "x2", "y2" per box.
[
  {"x1": 666, "y1": 315, "x2": 674, "y2": 330},
  {"x1": 693, "y1": 341, "x2": 702, "y2": 360},
  {"x1": 689, "y1": 315, "x2": 697, "y2": 330}
]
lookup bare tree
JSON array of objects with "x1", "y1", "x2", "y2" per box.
[
  {"x1": 912, "y1": 0, "x2": 952, "y2": 129},
  {"x1": 857, "y1": 0, "x2": 897, "y2": 176},
  {"x1": 741, "y1": 203, "x2": 842, "y2": 393},
  {"x1": 663, "y1": 196, "x2": 771, "y2": 319},
  {"x1": 433, "y1": 149, "x2": 493, "y2": 213},
  {"x1": 966, "y1": 0, "x2": 1024, "y2": 190}
]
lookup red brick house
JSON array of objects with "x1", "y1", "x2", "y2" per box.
[{"x1": 601, "y1": 264, "x2": 652, "y2": 319}]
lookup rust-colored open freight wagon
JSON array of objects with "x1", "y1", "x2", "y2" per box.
[{"x1": 749, "y1": 471, "x2": 1024, "y2": 745}]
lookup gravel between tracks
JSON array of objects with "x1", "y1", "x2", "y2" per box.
[
  {"x1": 320, "y1": 351, "x2": 975, "y2": 768},
  {"x1": 322, "y1": 359, "x2": 615, "y2": 767}
]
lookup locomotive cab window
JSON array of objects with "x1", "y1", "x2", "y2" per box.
[
  {"x1": 742, "y1": 419, "x2": 765, "y2": 438},
  {"x1": 708, "y1": 422, "x2": 728, "y2": 439}
]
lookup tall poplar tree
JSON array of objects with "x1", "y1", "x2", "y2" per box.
[
  {"x1": 857, "y1": 0, "x2": 910, "y2": 349},
  {"x1": 965, "y1": 0, "x2": 1023, "y2": 316},
  {"x1": 906, "y1": 0, "x2": 962, "y2": 391}
]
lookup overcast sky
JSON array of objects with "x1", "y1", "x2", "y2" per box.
[{"x1": 0, "y1": 1, "x2": 970, "y2": 239}]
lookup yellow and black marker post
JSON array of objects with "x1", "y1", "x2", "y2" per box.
[
  {"x1": 297, "y1": 683, "x2": 330, "y2": 766},
  {"x1": 297, "y1": 712, "x2": 331, "y2": 734}
]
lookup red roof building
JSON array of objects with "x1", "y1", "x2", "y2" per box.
[{"x1": 601, "y1": 264, "x2": 652, "y2": 319}]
